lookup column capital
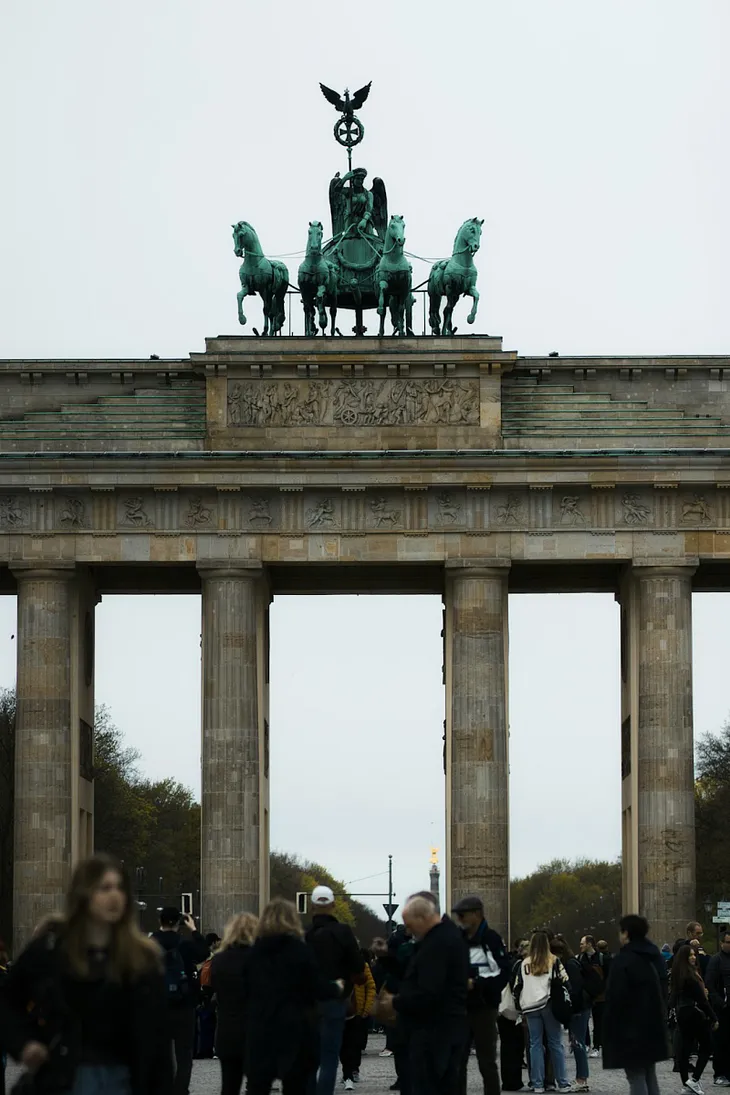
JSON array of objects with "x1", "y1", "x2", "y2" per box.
[
  {"x1": 11, "y1": 563, "x2": 76, "y2": 583},
  {"x1": 632, "y1": 562, "x2": 697, "y2": 581},
  {"x1": 197, "y1": 561, "x2": 265, "y2": 582},
  {"x1": 445, "y1": 559, "x2": 511, "y2": 582}
]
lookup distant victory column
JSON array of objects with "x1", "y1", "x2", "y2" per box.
[{"x1": 429, "y1": 847, "x2": 441, "y2": 906}]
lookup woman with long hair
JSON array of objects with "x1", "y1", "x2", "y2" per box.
[
  {"x1": 209, "y1": 912, "x2": 259, "y2": 1095},
  {"x1": 245, "y1": 898, "x2": 344, "y2": 1095},
  {"x1": 0, "y1": 854, "x2": 171, "y2": 1095},
  {"x1": 514, "y1": 930, "x2": 571, "y2": 1094},
  {"x1": 552, "y1": 937, "x2": 590, "y2": 1091},
  {"x1": 671, "y1": 944, "x2": 717, "y2": 1094}
]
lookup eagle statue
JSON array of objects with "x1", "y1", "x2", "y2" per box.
[{"x1": 319, "y1": 82, "x2": 372, "y2": 119}]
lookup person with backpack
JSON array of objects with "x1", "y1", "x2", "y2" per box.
[
  {"x1": 513, "y1": 930, "x2": 572, "y2": 1094},
  {"x1": 552, "y1": 937, "x2": 590, "y2": 1091},
  {"x1": 151, "y1": 905, "x2": 210, "y2": 1095},
  {"x1": 452, "y1": 894, "x2": 511, "y2": 1095},
  {"x1": 305, "y1": 885, "x2": 365, "y2": 1095},
  {"x1": 0, "y1": 854, "x2": 172, "y2": 1095}
]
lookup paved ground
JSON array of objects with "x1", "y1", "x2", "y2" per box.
[{"x1": 5, "y1": 1033, "x2": 682, "y2": 1093}]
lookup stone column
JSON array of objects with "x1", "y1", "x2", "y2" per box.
[
  {"x1": 634, "y1": 565, "x2": 695, "y2": 945},
  {"x1": 12, "y1": 566, "x2": 75, "y2": 952},
  {"x1": 445, "y1": 563, "x2": 510, "y2": 938},
  {"x1": 199, "y1": 565, "x2": 266, "y2": 933}
]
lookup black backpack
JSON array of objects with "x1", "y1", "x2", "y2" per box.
[
  {"x1": 581, "y1": 957, "x2": 604, "y2": 1001},
  {"x1": 163, "y1": 942, "x2": 189, "y2": 1005}
]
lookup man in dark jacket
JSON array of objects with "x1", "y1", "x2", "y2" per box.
[
  {"x1": 601, "y1": 914, "x2": 668, "y2": 1095},
  {"x1": 388, "y1": 895, "x2": 469, "y2": 1095},
  {"x1": 705, "y1": 930, "x2": 730, "y2": 1085},
  {"x1": 151, "y1": 907, "x2": 210, "y2": 1095},
  {"x1": 452, "y1": 895, "x2": 510, "y2": 1095},
  {"x1": 305, "y1": 885, "x2": 365, "y2": 1095}
]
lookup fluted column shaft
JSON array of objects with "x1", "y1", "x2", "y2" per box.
[
  {"x1": 200, "y1": 566, "x2": 264, "y2": 933},
  {"x1": 635, "y1": 566, "x2": 695, "y2": 945},
  {"x1": 446, "y1": 565, "x2": 509, "y2": 938},
  {"x1": 13, "y1": 567, "x2": 74, "y2": 952}
]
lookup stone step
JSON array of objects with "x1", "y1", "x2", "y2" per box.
[
  {"x1": 504, "y1": 385, "x2": 577, "y2": 395},
  {"x1": 0, "y1": 421, "x2": 204, "y2": 434},
  {"x1": 503, "y1": 406, "x2": 686, "y2": 417},
  {"x1": 502, "y1": 425, "x2": 730, "y2": 434},
  {"x1": 504, "y1": 413, "x2": 696, "y2": 424}
]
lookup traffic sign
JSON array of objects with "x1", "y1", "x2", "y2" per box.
[
  {"x1": 717, "y1": 903, "x2": 730, "y2": 915},
  {"x1": 383, "y1": 903, "x2": 399, "y2": 919},
  {"x1": 713, "y1": 916, "x2": 729, "y2": 924}
]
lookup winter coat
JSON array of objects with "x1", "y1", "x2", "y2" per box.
[
  {"x1": 0, "y1": 927, "x2": 172, "y2": 1095},
  {"x1": 209, "y1": 943, "x2": 253, "y2": 1059},
  {"x1": 602, "y1": 938, "x2": 669, "y2": 1070},
  {"x1": 245, "y1": 933, "x2": 341, "y2": 1082},
  {"x1": 669, "y1": 972, "x2": 717, "y2": 1024},
  {"x1": 305, "y1": 914, "x2": 365, "y2": 985},
  {"x1": 463, "y1": 919, "x2": 510, "y2": 1012},
  {"x1": 514, "y1": 956, "x2": 570, "y2": 1015},
  {"x1": 706, "y1": 950, "x2": 730, "y2": 1014},
  {"x1": 348, "y1": 962, "x2": 376, "y2": 1018},
  {"x1": 150, "y1": 928, "x2": 209, "y2": 1007},
  {"x1": 393, "y1": 917, "x2": 469, "y2": 1030}
]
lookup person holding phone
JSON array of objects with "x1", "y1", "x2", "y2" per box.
[{"x1": 151, "y1": 906, "x2": 210, "y2": 1095}]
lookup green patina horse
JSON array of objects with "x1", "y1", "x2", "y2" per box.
[
  {"x1": 232, "y1": 221, "x2": 289, "y2": 337},
  {"x1": 376, "y1": 215, "x2": 414, "y2": 337},
  {"x1": 428, "y1": 217, "x2": 483, "y2": 336},
  {"x1": 297, "y1": 221, "x2": 338, "y2": 336}
]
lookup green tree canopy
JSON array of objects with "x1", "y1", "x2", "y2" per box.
[{"x1": 510, "y1": 858, "x2": 622, "y2": 950}]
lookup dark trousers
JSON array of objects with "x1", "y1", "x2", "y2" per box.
[
  {"x1": 340, "y1": 1017, "x2": 368, "y2": 1080},
  {"x1": 676, "y1": 1007, "x2": 713, "y2": 1085},
  {"x1": 591, "y1": 1001, "x2": 605, "y2": 1050},
  {"x1": 219, "y1": 1055, "x2": 246, "y2": 1095},
  {"x1": 714, "y1": 1006, "x2": 730, "y2": 1080},
  {"x1": 248, "y1": 1062, "x2": 312, "y2": 1095},
  {"x1": 410, "y1": 1023, "x2": 467, "y2": 1095},
  {"x1": 498, "y1": 1015, "x2": 526, "y2": 1091},
  {"x1": 459, "y1": 1008, "x2": 500, "y2": 1095},
  {"x1": 170, "y1": 1005, "x2": 197, "y2": 1095}
]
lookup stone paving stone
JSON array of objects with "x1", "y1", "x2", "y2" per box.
[{"x1": 4, "y1": 1032, "x2": 682, "y2": 1094}]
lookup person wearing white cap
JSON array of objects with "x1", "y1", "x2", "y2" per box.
[{"x1": 306, "y1": 886, "x2": 365, "y2": 1095}]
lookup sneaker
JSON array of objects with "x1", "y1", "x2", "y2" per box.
[
  {"x1": 344, "y1": 1083, "x2": 355, "y2": 1092},
  {"x1": 687, "y1": 1082, "x2": 704, "y2": 1095},
  {"x1": 588, "y1": 1049, "x2": 600, "y2": 1059},
  {"x1": 574, "y1": 1085, "x2": 590, "y2": 1092},
  {"x1": 379, "y1": 1050, "x2": 394, "y2": 1058},
  {"x1": 533, "y1": 1089, "x2": 545, "y2": 1094}
]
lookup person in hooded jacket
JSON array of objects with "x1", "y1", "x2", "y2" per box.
[
  {"x1": 245, "y1": 898, "x2": 344, "y2": 1095},
  {"x1": 209, "y1": 912, "x2": 259, "y2": 1095},
  {"x1": 551, "y1": 937, "x2": 590, "y2": 1092},
  {"x1": 601, "y1": 914, "x2": 669, "y2": 1095},
  {"x1": 0, "y1": 854, "x2": 172, "y2": 1095}
]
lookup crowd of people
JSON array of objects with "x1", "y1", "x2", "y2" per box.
[{"x1": 0, "y1": 855, "x2": 729, "y2": 1095}]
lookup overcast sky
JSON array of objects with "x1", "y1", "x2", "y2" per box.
[{"x1": 2, "y1": 0, "x2": 730, "y2": 921}]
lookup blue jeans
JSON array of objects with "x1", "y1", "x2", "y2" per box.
[
  {"x1": 316, "y1": 998, "x2": 347, "y2": 1095},
  {"x1": 70, "y1": 1066, "x2": 132, "y2": 1095},
  {"x1": 569, "y1": 1009, "x2": 590, "y2": 1081},
  {"x1": 526, "y1": 1007, "x2": 570, "y2": 1090}
]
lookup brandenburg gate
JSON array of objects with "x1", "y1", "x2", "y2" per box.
[{"x1": 6, "y1": 334, "x2": 729, "y2": 950}]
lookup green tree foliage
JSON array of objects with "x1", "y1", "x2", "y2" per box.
[
  {"x1": 695, "y1": 718, "x2": 730, "y2": 908},
  {"x1": 510, "y1": 858, "x2": 622, "y2": 950},
  {"x1": 271, "y1": 852, "x2": 386, "y2": 944}
]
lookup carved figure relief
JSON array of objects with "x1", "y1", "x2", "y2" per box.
[
  {"x1": 682, "y1": 495, "x2": 711, "y2": 524},
  {"x1": 496, "y1": 495, "x2": 525, "y2": 525},
  {"x1": 436, "y1": 492, "x2": 461, "y2": 525},
  {"x1": 186, "y1": 497, "x2": 213, "y2": 527},
  {"x1": 560, "y1": 496, "x2": 586, "y2": 526},
  {"x1": 622, "y1": 493, "x2": 651, "y2": 525},
  {"x1": 370, "y1": 497, "x2": 401, "y2": 527},
  {"x1": 249, "y1": 498, "x2": 272, "y2": 525},
  {"x1": 306, "y1": 498, "x2": 336, "y2": 528},
  {"x1": 227, "y1": 378, "x2": 479, "y2": 427},
  {"x1": 60, "y1": 497, "x2": 87, "y2": 528},
  {"x1": 0, "y1": 496, "x2": 25, "y2": 528},
  {"x1": 121, "y1": 497, "x2": 152, "y2": 528}
]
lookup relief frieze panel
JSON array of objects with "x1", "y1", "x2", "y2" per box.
[
  {"x1": 0, "y1": 485, "x2": 723, "y2": 537},
  {"x1": 227, "y1": 378, "x2": 479, "y2": 428}
]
